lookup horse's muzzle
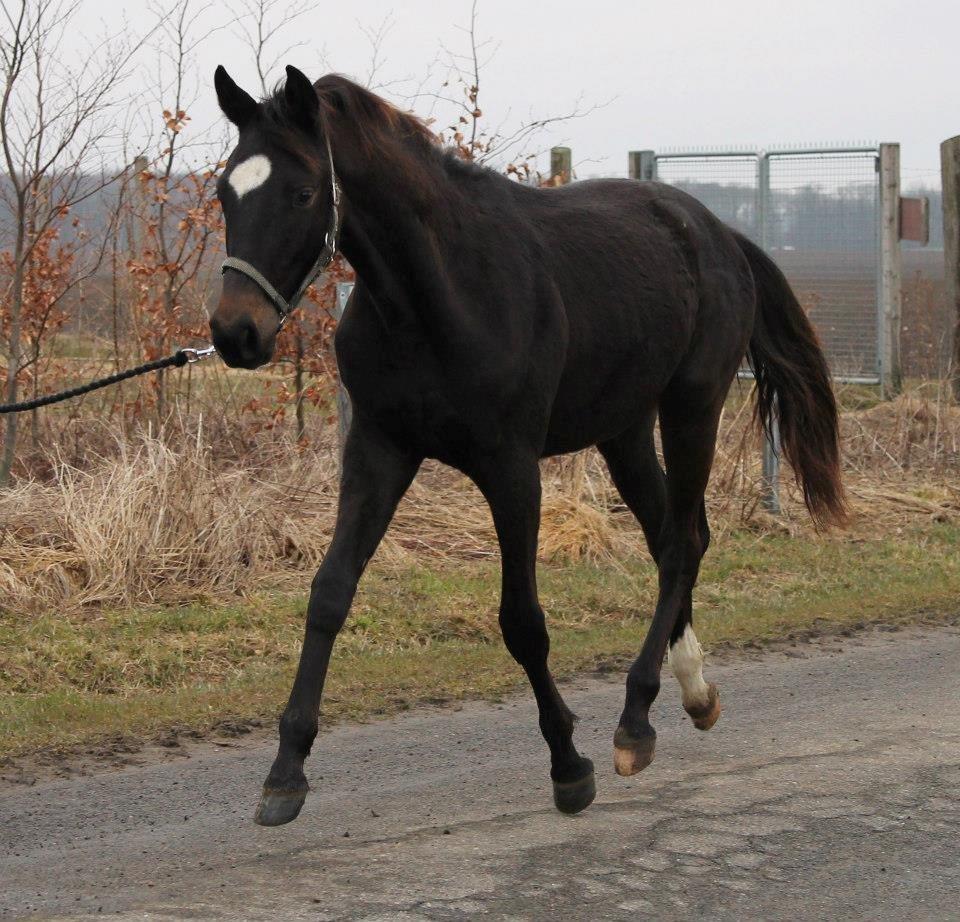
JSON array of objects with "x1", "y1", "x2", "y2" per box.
[{"x1": 210, "y1": 278, "x2": 278, "y2": 369}]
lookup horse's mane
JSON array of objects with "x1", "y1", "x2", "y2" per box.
[{"x1": 260, "y1": 73, "x2": 439, "y2": 168}]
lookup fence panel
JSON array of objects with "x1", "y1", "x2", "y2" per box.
[
  {"x1": 652, "y1": 146, "x2": 883, "y2": 384},
  {"x1": 765, "y1": 151, "x2": 881, "y2": 381}
]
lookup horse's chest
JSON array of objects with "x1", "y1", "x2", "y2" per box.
[{"x1": 335, "y1": 323, "x2": 479, "y2": 458}]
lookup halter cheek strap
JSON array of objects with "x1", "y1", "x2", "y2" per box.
[{"x1": 220, "y1": 131, "x2": 341, "y2": 330}]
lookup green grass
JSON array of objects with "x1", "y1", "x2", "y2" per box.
[{"x1": 2, "y1": 524, "x2": 959, "y2": 758}]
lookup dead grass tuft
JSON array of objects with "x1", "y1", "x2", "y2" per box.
[{"x1": 1, "y1": 380, "x2": 958, "y2": 614}]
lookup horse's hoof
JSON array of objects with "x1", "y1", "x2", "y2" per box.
[
  {"x1": 553, "y1": 761, "x2": 596, "y2": 815},
  {"x1": 254, "y1": 787, "x2": 308, "y2": 827},
  {"x1": 613, "y1": 725, "x2": 656, "y2": 776},
  {"x1": 686, "y1": 683, "x2": 721, "y2": 731}
]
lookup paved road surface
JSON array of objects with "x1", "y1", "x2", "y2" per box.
[{"x1": 2, "y1": 627, "x2": 958, "y2": 920}]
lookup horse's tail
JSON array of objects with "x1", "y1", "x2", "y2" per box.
[{"x1": 735, "y1": 231, "x2": 847, "y2": 528}]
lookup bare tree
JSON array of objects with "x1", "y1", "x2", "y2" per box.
[
  {"x1": 0, "y1": 0, "x2": 154, "y2": 483},
  {"x1": 229, "y1": 0, "x2": 312, "y2": 94},
  {"x1": 124, "y1": 0, "x2": 230, "y2": 420},
  {"x1": 411, "y1": 0, "x2": 603, "y2": 177}
]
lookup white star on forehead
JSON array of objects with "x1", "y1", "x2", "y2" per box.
[{"x1": 228, "y1": 154, "x2": 272, "y2": 199}]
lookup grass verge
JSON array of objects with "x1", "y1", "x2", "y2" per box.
[{"x1": 2, "y1": 523, "x2": 959, "y2": 759}]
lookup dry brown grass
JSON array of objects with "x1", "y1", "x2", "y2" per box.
[{"x1": 1, "y1": 380, "x2": 958, "y2": 615}]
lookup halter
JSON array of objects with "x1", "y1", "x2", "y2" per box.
[{"x1": 220, "y1": 131, "x2": 341, "y2": 330}]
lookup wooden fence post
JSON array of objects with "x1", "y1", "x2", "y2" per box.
[
  {"x1": 628, "y1": 150, "x2": 656, "y2": 181},
  {"x1": 550, "y1": 147, "x2": 572, "y2": 185},
  {"x1": 879, "y1": 142, "x2": 903, "y2": 396},
  {"x1": 942, "y1": 135, "x2": 960, "y2": 400}
]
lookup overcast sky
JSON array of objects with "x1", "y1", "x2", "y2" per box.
[{"x1": 76, "y1": 0, "x2": 958, "y2": 188}]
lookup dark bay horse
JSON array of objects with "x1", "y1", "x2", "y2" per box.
[{"x1": 210, "y1": 65, "x2": 846, "y2": 826}]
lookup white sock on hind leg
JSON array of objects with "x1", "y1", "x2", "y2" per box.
[{"x1": 668, "y1": 625, "x2": 711, "y2": 710}]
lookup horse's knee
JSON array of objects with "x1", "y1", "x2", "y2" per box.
[
  {"x1": 499, "y1": 603, "x2": 549, "y2": 665},
  {"x1": 305, "y1": 568, "x2": 354, "y2": 636},
  {"x1": 699, "y1": 507, "x2": 711, "y2": 556}
]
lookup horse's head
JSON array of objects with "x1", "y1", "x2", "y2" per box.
[{"x1": 210, "y1": 65, "x2": 337, "y2": 368}]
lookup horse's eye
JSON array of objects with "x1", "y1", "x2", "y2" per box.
[{"x1": 293, "y1": 187, "x2": 315, "y2": 208}]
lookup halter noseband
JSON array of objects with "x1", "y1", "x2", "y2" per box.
[{"x1": 220, "y1": 131, "x2": 341, "y2": 330}]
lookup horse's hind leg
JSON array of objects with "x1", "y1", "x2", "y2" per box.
[
  {"x1": 599, "y1": 412, "x2": 667, "y2": 564},
  {"x1": 608, "y1": 399, "x2": 723, "y2": 776},
  {"x1": 472, "y1": 451, "x2": 596, "y2": 815},
  {"x1": 600, "y1": 423, "x2": 720, "y2": 735}
]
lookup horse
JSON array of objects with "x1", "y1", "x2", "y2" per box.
[{"x1": 210, "y1": 64, "x2": 846, "y2": 827}]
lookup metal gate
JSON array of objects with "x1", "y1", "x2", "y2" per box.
[
  {"x1": 640, "y1": 144, "x2": 904, "y2": 511},
  {"x1": 648, "y1": 146, "x2": 887, "y2": 384}
]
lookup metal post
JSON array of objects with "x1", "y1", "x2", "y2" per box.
[
  {"x1": 757, "y1": 152, "x2": 770, "y2": 250},
  {"x1": 334, "y1": 282, "x2": 354, "y2": 465},
  {"x1": 756, "y1": 152, "x2": 780, "y2": 514},
  {"x1": 878, "y1": 142, "x2": 902, "y2": 396},
  {"x1": 761, "y1": 405, "x2": 782, "y2": 515},
  {"x1": 628, "y1": 150, "x2": 657, "y2": 181}
]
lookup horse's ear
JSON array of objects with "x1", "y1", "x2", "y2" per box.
[
  {"x1": 215, "y1": 65, "x2": 257, "y2": 128},
  {"x1": 284, "y1": 65, "x2": 319, "y2": 131}
]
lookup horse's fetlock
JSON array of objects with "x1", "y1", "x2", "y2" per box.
[
  {"x1": 539, "y1": 707, "x2": 575, "y2": 742},
  {"x1": 279, "y1": 710, "x2": 318, "y2": 753}
]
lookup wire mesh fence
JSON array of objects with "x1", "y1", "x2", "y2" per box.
[
  {"x1": 766, "y1": 152, "x2": 880, "y2": 380},
  {"x1": 652, "y1": 147, "x2": 883, "y2": 382}
]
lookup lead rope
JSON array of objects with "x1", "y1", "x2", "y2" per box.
[{"x1": 0, "y1": 346, "x2": 217, "y2": 414}]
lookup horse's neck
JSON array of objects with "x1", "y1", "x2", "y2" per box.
[
  {"x1": 335, "y1": 141, "x2": 529, "y2": 391},
  {"x1": 337, "y1": 144, "x2": 458, "y2": 323}
]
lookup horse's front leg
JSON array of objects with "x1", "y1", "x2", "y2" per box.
[
  {"x1": 473, "y1": 450, "x2": 596, "y2": 814},
  {"x1": 255, "y1": 422, "x2": 420, "y2": 826}
]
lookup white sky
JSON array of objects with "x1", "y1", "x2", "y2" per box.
[{"x1": 75, "y1": 0, "x2": 957, "y2": 189}]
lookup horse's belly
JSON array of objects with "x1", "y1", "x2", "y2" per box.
[
  {"x1": 542, "y1": 307, "x2": 691, "y2": 455},
  {"x1": 543, "y1": 365, "x2": 663, "y2": 455}
]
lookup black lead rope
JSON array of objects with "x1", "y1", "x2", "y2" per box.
[{"x1": 0, "y1": 346, "x2": 218, "y2": 414}]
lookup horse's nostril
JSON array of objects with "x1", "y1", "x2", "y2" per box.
[
  {"x1": 241, "y1": 320, "x2": 260, "y2": 357},
  {"x1": 210, "y1": 314, "x2": 266, "y2": 368}
]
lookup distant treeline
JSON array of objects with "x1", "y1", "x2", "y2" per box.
[{"x1": 0, "y1": 171, "x2": 209, "y2": 251}]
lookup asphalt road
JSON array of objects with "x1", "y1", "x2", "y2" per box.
[{"x1": 2, "y1": 626, "x2": 958, "y2": 921}]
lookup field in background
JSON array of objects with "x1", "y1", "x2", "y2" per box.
[{"x1": 2, "y1": 374, "x2": 959, "y2": 613}]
